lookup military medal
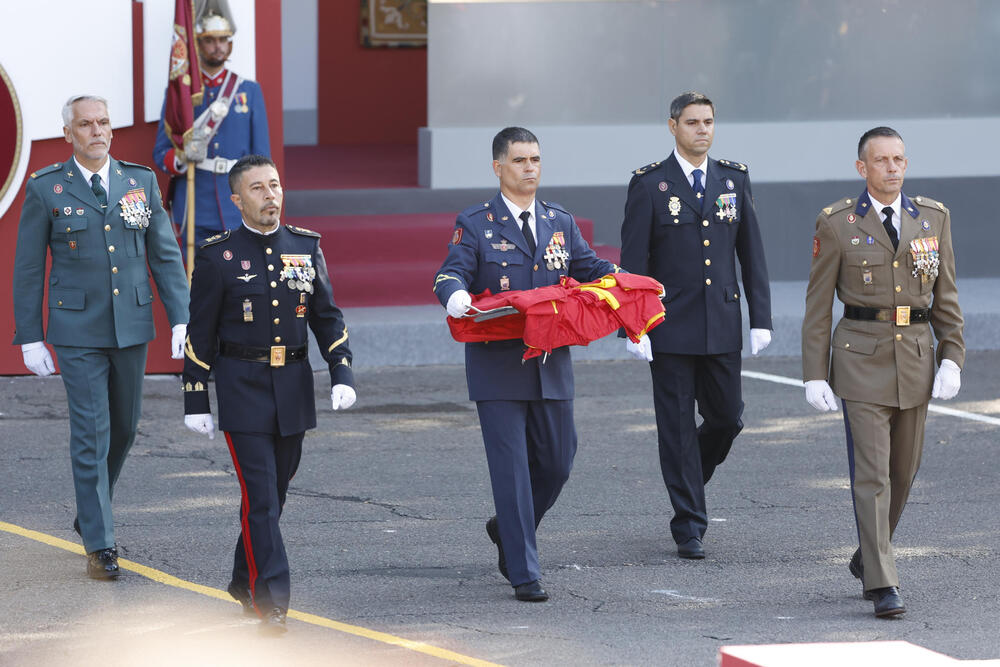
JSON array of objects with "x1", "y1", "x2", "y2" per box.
[
  {"x1": 242, "y1": 299, "x2": 253, "y2": 322},
  {"x1": 280, "y1": 254, "x2": 315, "y2": 292},
  {"x1": 64, "y1": 206, "x2": 72, "y2": 216},
  {"x1": 543, "y1": 233, "x2": 570, "y2": 271},
  {"x1": 715, "y1": 193, "x2": 737, "y2": 221},
  {"x1": 119, "y1": 188, "x2": 151, "y2": 228},
  {"x1": 668, "y1": 196, "x2": 682, "y2": 217},
  {"x1": 296, "y1": 305, "x2": 306, "y2": 318},
  {"x1": 500, "y1": 275, "x2": 510, "y2": 291},
  {"x1": 862, "y1": 269, "x2": 873, "y2": 286},
  {"x1": 909, "y1": 236, "x2": 940, "y2": 282}
]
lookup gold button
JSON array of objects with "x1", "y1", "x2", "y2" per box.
[
  {"x1": 845, "y1": 343, "x2": 850, "y2": 348},
  {"x1": 111, "y1": 266, "x2": 118, "y2": 274},
  {"x1": 893, "y1": 261, "x2": 899, "y2": 268},
  {"x1": 674, "y1": 219, "x2": 679, "y2": 224},
  {"x1": 702, "y1": 220, "x2": 709, "y2": 227},
  {"x1": 862, "y1": 260, "x2": 868, "y2": 266},
  {"x1": 113, "y1": 288, "x2": 119, "y2": 296},
  {"x1": 703, "y1": 239, "x2": 710, "y2": 247},
  {"x1": 265, "y1": 248, "x2": 273, "y2": 255},
  {"x1": 57, "y1": 300, "x2": 63, "y2": 306},
  {"x1": 895, "y1": 334, "x2": 902, "y2": 341},
  {"x1": 274, "y1": 336, "x2": 281, "y2": 343},
  {"x1": 273, "y1": 318, "x2": 280, "y2": 325},
  {"x1": 272, "y1": 299, "x2": 279, "y2": 307},
  {"x1": 704, "y1": 259, "x2": 711, "y2": 266},
  {"x1": 846, "y1": 199, "x2": 852, "y2": 204},
  {"x1": 270, "y1": 281, "x2": 277, "y2": 288},
  {"x1": 66, "y1": 226, "x2": 71, "y2": 232},
  {"x1": 734, "y1": 293, "x2": 740, "y2": 299},
  {"x1": 705, "y1": 278, "x2": 712, "y2": 286},
  {"x1": 108, "y1": 245, "x2": 115, "y2": 252},
  {"x1": 104, "y1": 224, "x2": 111, "y2": 231},
  {"x1": 268, "y1": 264, "x2": 274, "y2": 271},
  {"x1": 895, "y1": 285, "x2": 902, "y2": 293},
  {"x1": 501, "y1": 261, "x2": 508, "y2": 267}
]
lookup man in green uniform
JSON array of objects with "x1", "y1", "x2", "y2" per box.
[{"x1": 12, "y1": 95, "x2": 190, "y2": 579}]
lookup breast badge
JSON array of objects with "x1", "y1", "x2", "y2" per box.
[
  {"x1": 119, "y1": 188, "x2": 151, "y2": 229},
  {"x1": 715, "y1": 193, "x2": 737, "y2": 221},
  {"x1": 279, "y1": 254, "x2": 316, "y2": 293},
  {"x1": 668, "y1": 196, "x2": 682, "y2": 217},
  {"x1": 543, "y1": 231, "x2": 570, "y2": 270},
  {"x1": 909, "y1": 236, "x2": 940, "y2": 283}
]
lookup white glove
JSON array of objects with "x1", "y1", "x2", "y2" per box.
[
  {"x1": 331, "y1": 384, "x2": 357, "y2": 410},
  {"x1": 749, "y1": 328, "x2": 772, "y2": 355},
  {"x1": 625, "y1": 336, "x2": 653, "y2": 362},
  {"x1": 171, "y1": 324, "x2": 187, "y2": 360},
  {"x1": 932, "y1": 359, "x2": 961, "y2": 400},
  {"x1": 21, "y1": 342, "x2": 55, "y2": 377},
  {"x1": 804, "y1": 379, "x2": 839, "y2": 412},
  {"x1": 446, "y1": 290, "x2": 472, "y2": 318},
  {"x1": 184, "y1": 413, "x2": 215, "y2": 439},
  {"x1": 172, "y1": 155, "x2": 189, "y2": 173},
  {"x1": 184, "y1": 137, "x2": 208, "y2": 163}
]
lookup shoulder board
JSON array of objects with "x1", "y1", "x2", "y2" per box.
[
  {"x1": 30, "y1": 163, "x2": 62, "y2": 179},
  {"x1": 632, "y1": 160, "x2": 662, "y2": 176},
  {"x1": 117, "y1": 160, "x2": 153, "y2": 172},
  {"x1": 200, "y1": 230, "x2": 231, "y2": 247},
  {"x1": 539, "y1": 200, "x2": 569, "y2": 214},
  {"x1": 912, "y1": 195, "x2": 948, "y2": 213},
  {"x1": 286, "y1": 224, "x2": 320, "y2": 237},
  {"x1": 822, "y1": 197, "x2": 854, "y2": 216},
  {"x1": 462, "y1": 201, "x2": 493, "y2": 218},
  {"x1": 716, "y1": 159, "x2": 748, "y2": 172}
]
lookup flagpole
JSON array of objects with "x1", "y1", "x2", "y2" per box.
[{"x1": 185, "y1": 161, "x2": 195, "y2": 282}]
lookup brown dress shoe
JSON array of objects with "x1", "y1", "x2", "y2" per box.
[{"x1": 86, "y1": 547, "x2": 120, "y2": 580}]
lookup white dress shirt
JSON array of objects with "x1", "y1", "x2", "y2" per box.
[{"x1": 501, "y1": 193, "x2": 537, "y2": 243}]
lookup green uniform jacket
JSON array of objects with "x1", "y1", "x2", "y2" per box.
[{"x1": 12, "y1": 157, "x2": 189, "y2": 348}]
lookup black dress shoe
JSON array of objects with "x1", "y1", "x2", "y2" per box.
[
  {"x1": 73, "y1": 517, "x2": 81, "y2": 537},
  {"x1": 849, "y1": 548, "x2": 863, "y2": 580},
  {"x1": 871, "y1": 586, "x2": 905, "y2": 618},
  {"x1": 227, "y1": 581, "x2": 257, "y2": 616},
  {"x1": 259, "y1": 607, "x2": 287, "y2": 635},
  {"x1": 486, "y1": 516, "x2": 509, "y2": 581},
  {"x1": 514, "y1": 580, "x2": 549, "y2": 602},
  {"x1": 677, "y1": 537, "x2": 705, "y2": 559},
  {"x1": 86, "y1": 547, "x2": 120, "y2": 580}
]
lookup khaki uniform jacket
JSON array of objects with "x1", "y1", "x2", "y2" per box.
[{"x1": 802, "y1": 190, "x2": 964, "y2": 409}]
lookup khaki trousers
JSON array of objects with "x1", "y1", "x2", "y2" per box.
[{"x1": 843, "y1": 399, "x2": 928, "y2": 591}]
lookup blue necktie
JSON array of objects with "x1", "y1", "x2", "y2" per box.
[{"x1": 691, "y1": 168, "x2": 704, "y2": 199}]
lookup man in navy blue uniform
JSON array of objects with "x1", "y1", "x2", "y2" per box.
[
  {"x1": 433, "y1": 127, "x2": 619, "y2": 602},
  {"x1": 153, "y1": 6, "x2": 270, "y2": 252},
  {"x1": 620, "y1": 92, "x2": 772, "y2": 559},
  {"x1": 182, "y1": 155, "x2": 356, "y2": 634}
]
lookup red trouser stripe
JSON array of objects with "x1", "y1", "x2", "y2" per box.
[{"x1": 224, "y1": 432, "x2": 261, "y2": 616}]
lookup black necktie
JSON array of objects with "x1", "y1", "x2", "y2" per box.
[
  {"x1": 519, "y1": 210, "x2": 536, "y2": 255},
  {"x1": 691, "y1": 168, "x2": 705, "y2": 199},
  {"x1": 881, "y1": 206, "x2": 898, "y2": 250},
  {"x1": 91, "y1": 173, "x2": 108, "y2": 209}
]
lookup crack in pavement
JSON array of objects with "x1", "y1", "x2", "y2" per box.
[{"x1": 287, "y1": 488, "x2": 431, "y2": 520}]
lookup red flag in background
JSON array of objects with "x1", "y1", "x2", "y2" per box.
[{"x1": 164, "y1": 0, "x2": 203, "y2": 153}]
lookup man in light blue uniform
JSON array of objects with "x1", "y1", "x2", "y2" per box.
[
  {"x1": 433, "y1": 127, "x2": 619, "y2": 602},
  {"x1": 12, "y1": 95, "x2": 189, "y2": 579},
  {"x1": 153, "y1": 6, "x2": 270, "y2": 251}
]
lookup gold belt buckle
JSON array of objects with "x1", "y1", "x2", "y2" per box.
[
  {"x1": 269, "y1": 345, "x2": 286, "y2": 367},
  {"x1": 895, "y1": 305, "x2": 911, "y2": 326}
]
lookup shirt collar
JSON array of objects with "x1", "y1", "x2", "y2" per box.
[
  {"x1": 868, "y1": 192, "x2": 902, "y2": 221},
  {"x1": 242, "y1": 220, "x2": 280, "y2": 236},
  {"x1": 500, "y1": 193, "x2": 535, "y2": 225},
  {"x1": 673, "y1": 150, "x2": 708, "y2": 182},
  {"x1": 74, "y1": 156, "x2": 110, "y2": 189}
]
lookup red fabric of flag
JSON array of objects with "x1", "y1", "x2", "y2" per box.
[{"x1": 163, "y1": 0, "x2": 203, "y2": 153}]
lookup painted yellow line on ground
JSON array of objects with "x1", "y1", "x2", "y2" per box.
[
  {"x1": 0, "y1": 520, "x2": 502, "y2": 667},
  {"x1": 742, "y1": 369, "x2": 1000, "y2": 426}
]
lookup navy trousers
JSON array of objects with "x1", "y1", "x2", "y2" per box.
[
  {"x1": 224, "y1": 430, "x2": 303, "y2": 614},
  {"x1": 53, "y1": 343, "x2": 147, "y2": 553},
  {"x1": 476, "y1": 399, "x2": 577, "y2": 586},
  {"x1": 649, "y1": 351, "x2": 743, "y2": 544}
]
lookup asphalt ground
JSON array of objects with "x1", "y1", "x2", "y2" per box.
[{"x1": 1, "y1": 352, "x2": 998, "y2": 666}]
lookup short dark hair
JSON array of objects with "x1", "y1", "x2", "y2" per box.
[
  {"x1": 857, "y1": 126, "x2": 903, "y2": 159},
  {"x1": 669, "y1": 92, "x2": 714, "y2": 121},
  {"x1": 492, "y1": 126, "x2": 539, "y2": 161},
  {"x1": 228, "y1": 154, "x2": 277, "y2": 193}
]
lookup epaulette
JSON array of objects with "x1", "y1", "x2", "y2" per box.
[
  {"x1": 199, "y1": 230, "x2": 231, "y2": 247},
  {"x1": 821, "y1": 197, "x2": 854, "y2": 217},
  {"x1": 911, "y1": 195, "x2": 948, "y2": 213},
  {"x1": 30, "y1": 163, "x2": 62, "y2": 179},
  {"x1": 462, "y1": 201, "x2": 493, "y2": 218},
  {"x1": 286, "y1": 224, "x2": 320, "y2": 237},
  {"x1": 717, "y1": 159, "x2": 748, "y2": 172},
  {"x1": 539, "y1": 200, "x2": 569, "y2": 214},
  {"x1": 117, "y1": 160, "x2": 153, "y2": 172},
  {"x1": 632, "y1": 160, "x2": 662, "y2": 176}
]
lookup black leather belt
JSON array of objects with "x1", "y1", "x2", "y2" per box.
[
  {"x1": 219, "y1": 341, "x2": 307, "y2": 367},
  {"x1": 844, "y1": 305, "x2": 930, "y2": 326}
]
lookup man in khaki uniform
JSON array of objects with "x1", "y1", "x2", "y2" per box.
[{"x1": 801, "y1": 126, "x2": 964, "y2": 618}]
